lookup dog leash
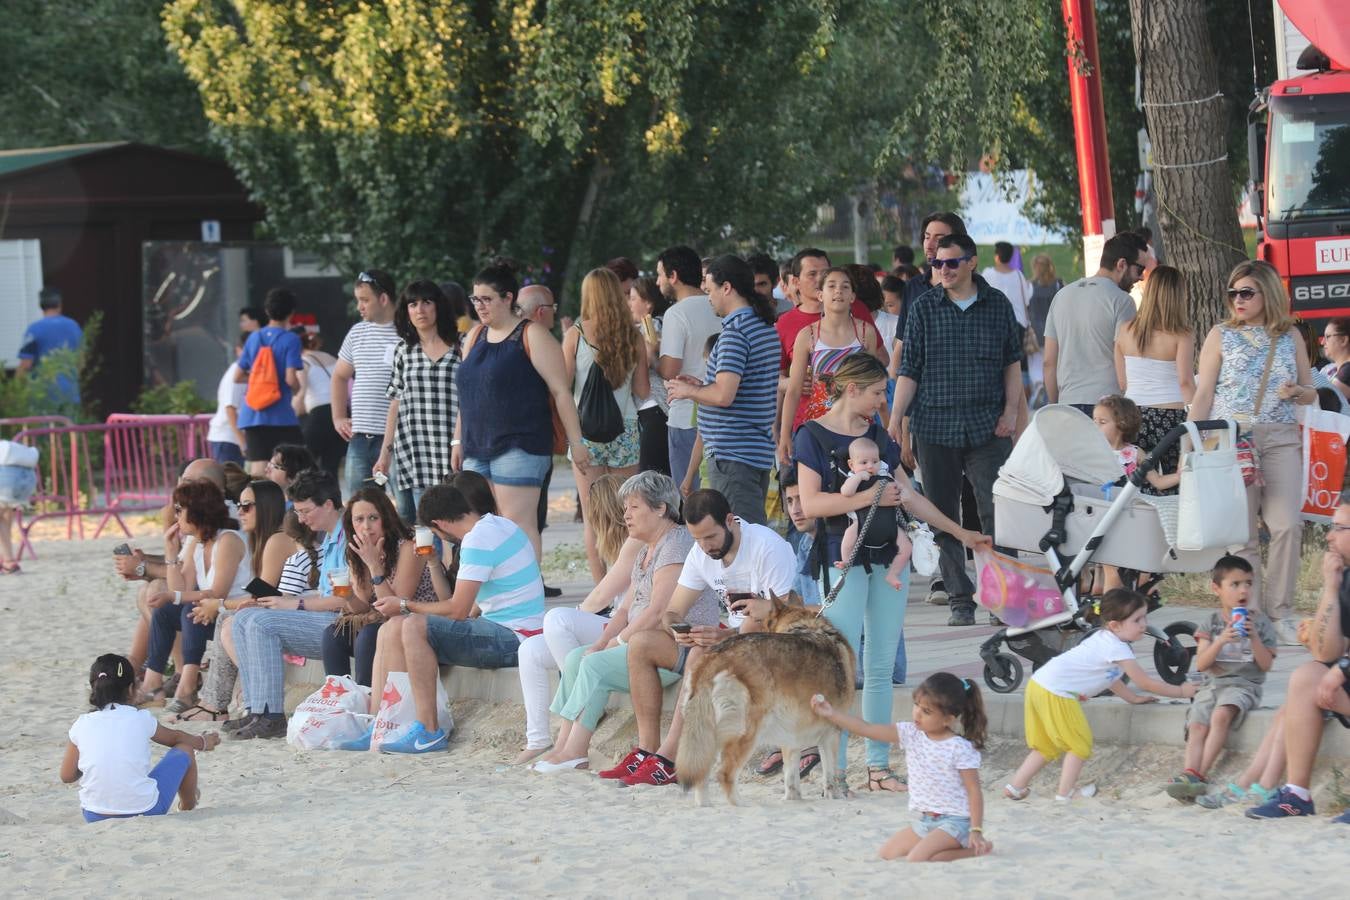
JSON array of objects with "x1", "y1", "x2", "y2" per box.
[{"x1": 816, "y1": 480, "x2": 886, "y2": 617}]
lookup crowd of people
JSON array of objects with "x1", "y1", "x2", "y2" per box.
[{"x1": 42, "y1": 216, "x2": 1350, "y2": 848}]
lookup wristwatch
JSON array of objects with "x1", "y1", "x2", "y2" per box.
[
  {"x1": 371, "y1": 573, "x2": 386, "y2": 586},
  {"x1": 1337, "y1": 656, "x2": 1350, "y2": 677},
  {"x1": 399, "y1": 597, "x2": 410, "y2": 616},
  {"x1": 135, "y1": 561, "x2": 147, "y2": 579}
]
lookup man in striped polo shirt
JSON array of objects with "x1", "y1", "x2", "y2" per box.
[
  {"x1": 332, "y1": 269, "x2": 401, "y2": 495},
  {"x1": 667, "y1": 255, "x2": 779, "y2": 525}
]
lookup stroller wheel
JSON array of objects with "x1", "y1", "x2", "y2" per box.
[
  {"x1": 983, "y1": 653, "x2": 1024, "y2": 694},
  {"x1": 1154, "y1": 621, "x2": 1199, "y2": 685}
]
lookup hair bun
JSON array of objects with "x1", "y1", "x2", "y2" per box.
[{"x1": 487, "y1": 256, "x2": 521, "y2": 274}]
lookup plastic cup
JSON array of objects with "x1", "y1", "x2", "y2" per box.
[{"x1": 415, "y1": 526, "x2": 435, "y2": 556}]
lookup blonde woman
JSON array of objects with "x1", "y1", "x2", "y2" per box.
[
  {"x1": 563, "y1": 268, "x2": 650, "y2": 582},
  {"x1": 1190, "y1": 260, "x2": 1314, "y2": 646},
  {"x1": 1028, "y1": 254, "x2": 1061, "y2": 353},
  {"x1": 1113, "y1": 265, "x2": 1195, "y2": 492}
]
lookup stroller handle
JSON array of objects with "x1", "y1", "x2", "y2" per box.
[{"x1": 1126, "y1": 419, "x2": 1234, "y2": 488}]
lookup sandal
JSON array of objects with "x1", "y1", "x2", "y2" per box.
[
  {"x1": 0, "y1": 561, "x2": 20, "y2": 575},
  {"x1": 174, "y1": 704, "x2": 228, "y2": 723},
  {"x1": 867, "y1": 767, "x2": 907, "y2": 793},
  {"x1": 164, "y1": 697, "x2": 194, "y2": 715},
  {"x1": 134, "y1": 684, "x2": 168, "y2": 707},
  {"x1": 1004, "y1": 784, "x2": 1030, "y2": 801},
  {"x1": 798, "y1": 749, "x2": 822, "y2": 778},
  {"x1": 755, "y1": 750, "x2": 784, "y2": 777}
]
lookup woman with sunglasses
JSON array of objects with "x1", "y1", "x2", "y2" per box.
[
  {"x1": 373, "y1": 280, "x2": 460, "y2": 522},
  {"x1": 1191, "y1": 259, "x2": 1315, "y2": 647},
  {"x1": 454, "y1": 259, "x2": 591, "y2": 564},
  {"x1": 779, "y1": 266, "x2": 888, "y2": 467},
  {"x1": 139, "y1": 480, "x2": 252, "y2": 714}
]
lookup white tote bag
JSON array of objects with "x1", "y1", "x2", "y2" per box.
[
  {"x1": 1176, "y1": 420, "x2": 1249, "y2": 551},
  {"x1": 370, "y1": 671, "x2": 454, "y2": 750}
]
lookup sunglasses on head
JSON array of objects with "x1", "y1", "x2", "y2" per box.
[
  {"x1": 356, "y1": 271, "x2": 377, "y2": 285},
  {"x1": 932, "y1": 255, "x2": 973, "y2": 271},
  {"x1": 1226, "y1": 287, "x2": 1259, "y2": 300}
]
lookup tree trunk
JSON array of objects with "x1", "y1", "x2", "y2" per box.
[
  {"x1": 1129, "y1": 0, "x2": 1248, "y2": 337},
  {"x1": 557, "y1": 160, "x2": 611, "y2": 314},
  {"x1": 850, "y1": 187, "x2": 869, "y2": 264}
]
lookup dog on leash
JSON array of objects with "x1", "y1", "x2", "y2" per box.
[{"x1": 675, "y1": 592, "x2": 855, "y2": 805}]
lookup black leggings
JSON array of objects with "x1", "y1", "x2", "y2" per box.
[
  {"x1": 320, "y1": 620, "x2": 383, "y2": 687},
  {"x1": 302, "y1": 404, "x2": 347, "y2": 478},
  {"x1": 638, "y1": 406, "x2": 670, "y2": 475}
]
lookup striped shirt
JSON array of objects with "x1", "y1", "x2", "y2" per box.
[
  {"x1": 457, "y1": 513, "x2": 545, "y2": 635},
  {"x1": 277, "y1": 546, "x2": 317, "y2": 596},
  {"x1": 337, "y1": 321, "x2": 401, "y2": 435},
  {"x1": 697, "y1": 307, "x2": 778, "y2": 469}
]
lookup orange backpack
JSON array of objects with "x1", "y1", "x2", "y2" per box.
[{"x1": 245, "y1": 331, "x2": 282, "y2": 411}]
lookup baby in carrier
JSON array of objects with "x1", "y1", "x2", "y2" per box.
[{"x1": 836, "y1": 436, "x2": 912, "y2": 589}]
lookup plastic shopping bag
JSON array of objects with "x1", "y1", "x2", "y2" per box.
[
  {"x1": 975, "y1": 550, "x2": 1065, "y2": 629},
  {"x1": 1300, "y1": 405, "x2": 1350, "y2": 523},
  {"x1": 370, "y1": 671, "x2": 454, "y2": 750},
  {"x1": 286, "y1": 675, "x2": 371, "y2": 750}
]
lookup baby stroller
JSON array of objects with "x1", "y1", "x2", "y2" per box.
[{"x1": 978, "y1": 405, "x2": 1237, "y2": 693}]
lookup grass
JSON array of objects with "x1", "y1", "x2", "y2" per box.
[
  {"x1": 1163, "y1": 523, "x2": 1329, "y2": 614},
  {"x1": 540, "y1": 542, "x2": 589, "y2": 585}
]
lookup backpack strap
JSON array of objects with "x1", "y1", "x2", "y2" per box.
[{"x1": 798, "y1": 420, "x2": 848, "y2": 588}]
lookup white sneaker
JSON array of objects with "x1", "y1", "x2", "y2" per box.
[
  {"x1": 926, "y1": 584, "x2": 950, "y2": 606},
  {"x1": 1273, "y1": 618, "x2": 1302, "y2": 647}
]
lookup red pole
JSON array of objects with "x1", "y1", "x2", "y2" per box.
[
  {"x1": 1079, "y1": 0, "x2": 1115, "y2": 232},
  {"x1": 1062, "y1": 0, "x2": 1115, "y2": 271}
]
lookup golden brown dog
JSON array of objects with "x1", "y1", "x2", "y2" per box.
[{"x1": 675, "y1": 593, "x2": 855, "y2": 805}]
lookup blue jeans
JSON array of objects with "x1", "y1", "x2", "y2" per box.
[
  {"x1": 345, "y1": 432, "x2": 384, "y2": 495},
  {"x1": 423, "y1": 616, "x2": 521, "y2": 668},
  {"x1": 822, "y1": 565, "x2": 909, "y2": 769},
  {"x1": 667, "y1": 426, "x2": 700, "y2": 494},
  {"x1": 82, "y1": 748, "x2": 191, "y2": 822},
  {"x1": 146, "y1": 602, "x2": 215, "y2": 672},
  {"x1": 321, "y1": 619, "x2": 383, "y2": 686},
  {"x1": 233, "y1": 608, "x2": 338, "y2": 714}
]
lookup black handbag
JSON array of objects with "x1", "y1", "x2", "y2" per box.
[{"x1": 576, "y1": 329, "x2": 624, "y2": 443}]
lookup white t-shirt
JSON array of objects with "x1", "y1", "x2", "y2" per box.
[
  {"x1": 303, "y1": 351, "x2": 336, "y2": 410},
  {"x1": 676, "y1": 520, "x2": 796, "y2": 628},
  {"x1": 68, "y1": 704, "x2": 160, "y2": 815},
  {"x1": 1031, "y1": 629, "x2": 1134, "y2": 699},
  {"x1": 208, "y1": 362, "x2": 246, "y2": 445},
  {"x1": 337, "y1": 321, "x2": 401, "y2": 435},
  {"x1": 457, "y1": 513, "x2": 545, "y2": 634},
  {"x1": 874, "y1": 310, "x2": 900, "y2": 348},
  {"x1": 980, "y1": 267, "x2": 1032, "y2": 327},
  {"x1": 897, "y1": 721, "x2": 981, "y2": 816},
  {"x1": 659, "y1": 295, "x2": 721, "y2": 429}
]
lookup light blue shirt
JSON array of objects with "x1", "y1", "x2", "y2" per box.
[{"x1": 316, "y1": 520, "x2": 347, "y2": 596}]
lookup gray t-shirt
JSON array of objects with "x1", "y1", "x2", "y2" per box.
[
  {"x1": 629, "y1": 526, "x2": 717, "y2": 623},
  {"x1": 658, "y1": 295, "x2": 721, "y2": 429},
  {"x1": 1044, "y1": 276, "x2": 1136, "y2": 405},
  {"x1": 1200, "y1": 610, "x2": 1278, "y2": 684}
]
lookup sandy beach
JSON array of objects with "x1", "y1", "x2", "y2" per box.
[{"x1": 3, "y1": 530, "x2": 1349, "y2": 898}]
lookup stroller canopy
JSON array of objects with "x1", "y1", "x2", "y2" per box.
[{"x1": 994, "y1": 405, "x2": 1123, "y2": 506}]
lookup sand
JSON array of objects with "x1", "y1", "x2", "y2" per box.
[{"x1": 3, "y1": 533, "x2": 1349, "y2": 898}]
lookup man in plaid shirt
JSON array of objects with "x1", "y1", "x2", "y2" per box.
[{"x1": 889, "y1": 233, "x2": 1023, "y2": 625}]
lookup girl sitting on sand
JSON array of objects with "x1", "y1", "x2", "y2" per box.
[
  {"x1": 1003, "y1": 589, "x2": 1198, "y2": 802},
  {"x1": 60, "y1": 653, "x2": 219, "y2": 823},
  {"x1": 812, "y1": 673, "x2": 992, "y2": 862}
]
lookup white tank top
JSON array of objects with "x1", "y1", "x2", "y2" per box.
[
  {"x1": 1123, "y1": 355, "x2": 1183, "y2": 406},
  {"x1": 572, "y1": 327, "x2": 638, "y2": 422},
  {"x1": 187, "y1": 529, "x2": 254, "y2": 600}
]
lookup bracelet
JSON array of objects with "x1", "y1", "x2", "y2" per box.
[
  {"x1": 969, "y1": 826, "x2": 983, "y2": 833},
  {"x1": 197, "y1": 734, "x2": 206, "y2": 751},
  {"x1": 173, "y1": 590, "x2": 183, "y2": 606},
  {"x1": 297, "y1": 596, "x2": 306, "y2": 611},
  {"x1": 450, "y1": 439, "x2": 461, "y2": 447},
  {"x1": 616, "y1": 634, "x2": 627, "y2": 646}
]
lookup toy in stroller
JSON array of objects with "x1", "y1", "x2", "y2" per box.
[{"x1": 977, "y1": 405, "x2": 1240, "y2": 693}]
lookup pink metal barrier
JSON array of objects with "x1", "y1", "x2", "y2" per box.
[{"x1": 5, "y1": 414, "x2": 212, "y2": 560}]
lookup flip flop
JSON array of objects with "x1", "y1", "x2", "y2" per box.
[
  {"x1": 756, "y1": 750, "x2": 784, "y2": 776},
  {"x1": 799, "y1": 749, "x2": 822, "y2": 778},
  {"x1": 174, "y1": 704, "x2": 228, "y2": 723}
]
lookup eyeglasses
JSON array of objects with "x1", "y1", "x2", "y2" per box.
[
  {"x1": 237, "y1": 501, "x2": 255, "y2": 512},
  {"x1": 1226, "y1": 287, "x2": 1260, "y2": 300},
  {"x1": 469, "y1": 295, "x2": 498, "y2": 307},
  {"x1": 932, "y1": 256, "x2": 973, "y2": 271},
  {"x1": 266, "y1": 460, "x2": 286, "y2": 473},
  {"x1": 292, "y1": 503, "x2": 317, "y2": 519}
]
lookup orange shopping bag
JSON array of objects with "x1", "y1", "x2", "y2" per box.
[{"x1": 1300, "y1": 406, "x2": 1350, "y2": 523}]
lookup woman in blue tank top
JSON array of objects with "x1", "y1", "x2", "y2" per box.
[{"x1": 454, "y1": 260, "x2": 591, "y2": 563}]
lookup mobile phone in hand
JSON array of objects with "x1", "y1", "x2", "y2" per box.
[
  {"x1": 671, "y1": 622, "x2": 693, "y2": 634},
  {"x1": 113, "y1": 543, "x2": 132, "y2": 556}
]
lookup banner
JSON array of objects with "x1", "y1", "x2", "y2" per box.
[{"x1": 1300, "y1": 405, "x2": 1350, "y2": 522}]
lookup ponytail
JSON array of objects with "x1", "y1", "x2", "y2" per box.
[
  {"x1": 1083, "y1": 588, "x2": 1147, "y2": 627},
  {"x1": 914, "y1": 672, "x2": 988, "y2": 749},
  {"x1": 706, "y1": 254, "x2": 774, "y2": 325}
]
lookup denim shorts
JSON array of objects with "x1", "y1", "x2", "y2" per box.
[
  {"x1": 0, "y1": 465, "x2": 37, "y2": 508},
  {"x1": 912, "y1": 811, "x2": 971, "y2": 847},
  {"x1": 463, "y1": 448, "x2": 553, "y2": 487},
  {"x1": 423, "y1": 615, "x2": 522, "y2": 668}
]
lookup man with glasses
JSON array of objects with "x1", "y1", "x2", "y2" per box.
[
  {"x1": 1042, "y1": 232, "x2": 1147, "y2": 413},
  {"x1": 332, "y1": 269, "x2": 402, "y2": 495},
  {"x1": 229, "y1": 468, "x2": 348, "y2": 740},
  {"x1": 889, "y1": 233, "x2": 1023, "y2": 626}
]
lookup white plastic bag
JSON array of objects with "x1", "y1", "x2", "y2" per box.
[
  {"x1": 370, "y1": 671, "x2": 454, "y2": 750},
  {"x1": 1176, "y1": 420, "x2": 1249, "y2": 551},
  {"x1": 286, "y1": 675, "x2": 371, "y2": 750},
  {"x1": 906, "y1": 521, "x2": 940, "y2": 576}
]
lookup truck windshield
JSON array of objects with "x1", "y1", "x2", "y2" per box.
[{"x1": 1267, "y1": 93, "x2": 1350, "y2": 221}]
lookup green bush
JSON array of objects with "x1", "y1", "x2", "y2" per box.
[{"x1": 130, "y1": 381, "x2": 213, "y2": 415}]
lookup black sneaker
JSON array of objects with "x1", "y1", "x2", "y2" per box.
[
  {"x1": 222, "y1": 713, "x2": 257, "y2": 734},
  {"x1": 544, "y1": 585, "x2": 563, "y2": 598},
  {"x1": 230, "y1": 714, "x2": 286, "y2": 740},
  {"x1": 947, "y1": 609, "x2": 976, "y2": 626}
]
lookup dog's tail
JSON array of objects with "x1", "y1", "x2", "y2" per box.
[{"x1": 676, "y1": 670, "x2": 748, "y2": 792}]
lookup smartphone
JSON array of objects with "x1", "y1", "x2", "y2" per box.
[
  {"x1": 113, "y1": 543, "x2": 132, "y2": 556},
  {"x1": 671, "y1": 622, "x2": 693, "y2": 634},
  {"x1": 244, "y1": 577, "x2": 277, "y2": 599}
]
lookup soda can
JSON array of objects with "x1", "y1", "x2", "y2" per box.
[{"x1": 1231, "y1": 605, "x2": 1248, "y2": 638}]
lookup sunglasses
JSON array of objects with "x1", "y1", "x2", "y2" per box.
[
  {"x1": 238, "y1": 501, "x2": 255, "y2": 512},
  {"x1": 1226, "y1": 287, "x2": 1260, "y2": 300},
  {"x1": 356, "y1": 271, "x2": 377, "y2": 285},
  {"x1": 932, "y1": 255, "x2": 973, "y2": 271}
]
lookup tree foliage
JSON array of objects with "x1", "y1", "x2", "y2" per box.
[{"x1": 162, "y1": 1, "x2": 1052, "y2": 302}]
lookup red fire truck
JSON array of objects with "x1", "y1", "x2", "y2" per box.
[{"x1": 1249, "y1": 0, "x2": 1350, "y2": 321}]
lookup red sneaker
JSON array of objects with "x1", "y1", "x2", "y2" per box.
[
  {"x1": 621, "y1": 753, "x2": 677, "y2": 787},
  {"x1": 599, "y1": 748, "x2": 646, "y2": 780}
]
